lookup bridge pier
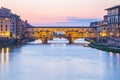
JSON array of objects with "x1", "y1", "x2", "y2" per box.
[
  {"x1": 41, "y1": 37, "x2": 48, "y2": 44},
  {"x1": 69, "y1": 39, "x2": 74, "y2": 44},
  {"x1": 69, "y1": 37, "x2": 75, "y2": 44},
  {"x1": 68, "y1": 35, "x2": 75, "y2": 44}
]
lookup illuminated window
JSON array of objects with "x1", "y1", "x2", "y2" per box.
[{"x1": 5, "y1": 18, "x2": 9, "y2": 20}]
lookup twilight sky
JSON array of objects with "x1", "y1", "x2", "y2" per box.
[{"x1": 0, "y1": 0, "x2": 120, "y2": 26}]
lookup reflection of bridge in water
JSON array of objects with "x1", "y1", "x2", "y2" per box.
[{"x1": 27, "y1": 26, "x2": 97, "y2": 44}]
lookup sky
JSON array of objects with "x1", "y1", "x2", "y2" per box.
[{"x1": 0, "y1": 0, "x2": 120, "y2": 26}]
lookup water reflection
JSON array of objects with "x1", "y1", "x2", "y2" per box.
[
  {"x1": 0, "y1": 47, "x2": 10, "y2": 79},
  {"x1": 108, "y1": 52, "x2": 120, "y2": 68},
  {"x1": 6, "y1": 47, "x2": 10, "y2": 64},
  {"x1": 51, "y1": 43, "x2": 67, "y2": 48},
  {"x1": 51, "y1": 44, "x2": 54, "y2": 47},
  {"x1": 0, "y1": 47, "x2": 10, "y2": 64},
  {"x1": 99, "y1": 50, "x2": 103, "y2": 57},
  {"x1": 116, "y1": 53, "x2": 120, "y2": 59},
  {"x1": 1, "y1": 48, "x2": 5, "y2": 64},
  {"x1": 110, "y1": 52, "x2": 113, "y2": 57},
  {"x1": 109, "y1": 52, "x2": 113, "y2": 68},
  {"x1": 0, "y1": 41, "x2": 120, "y2": 80}
]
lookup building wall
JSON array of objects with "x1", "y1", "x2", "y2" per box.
[
  {"x1": 0, "y1": 18, "x2": 10, "y2": 38},
  {"x1": 10, "y1": 16, "x2": 17, "y2": 38},
  {"x1": 106, "y1": 6, "x2": 120, "y2": 38},
  {"x1": 0, "y1": 7, "x2": 29, "y2": 39}
]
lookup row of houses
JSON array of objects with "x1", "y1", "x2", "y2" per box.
[
  {"x1": 0, "y1": 7, "x2": 31, "y2": 39},
  {"x1": 90, "y1": 5, "x2": 120, "y2": 38}
]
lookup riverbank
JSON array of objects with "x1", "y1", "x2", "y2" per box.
[
  {"x1": 0, "y1": 37, "x2": 35, "y2": 47},
  {"x1": 90, "y1": 42, "x2": 120, "y2": 53},
  {"x1": 85, "y1": 38, "x2": 120, "y2": 53}
]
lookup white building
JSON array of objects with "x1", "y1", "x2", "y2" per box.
[{"x1": 105, "y1": 5, "x2": 120, "y2": 38}]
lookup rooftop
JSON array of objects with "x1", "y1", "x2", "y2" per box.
[
  {"x1": 105, "y1": 5, "x2": 120, "y2": 10},
  {"x1": 27, "y1": 26, "x2": 94, "y2": 28}
]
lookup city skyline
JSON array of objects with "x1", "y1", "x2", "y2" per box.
[{"x1": 1, "y1": 0, "x2": 120, "y2": 26}]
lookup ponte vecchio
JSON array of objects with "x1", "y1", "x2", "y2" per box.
[{"x1": 27, "y1": 26, "x2": 97, "y2": 44}]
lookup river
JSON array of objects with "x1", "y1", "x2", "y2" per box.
[{"x1": 0, "y1": 39, "x2": 120, "y2": 80}]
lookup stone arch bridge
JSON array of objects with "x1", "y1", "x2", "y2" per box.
[{"x1": 27, "y1": 26, "x2": 97, "y2": 44}]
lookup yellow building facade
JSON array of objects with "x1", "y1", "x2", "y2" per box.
[{"x1": 0, "y1": 18, "x2": 10, "y2": 38}]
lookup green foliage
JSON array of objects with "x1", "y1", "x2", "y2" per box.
[{"x1": 90, "y1": 43, "x2": 120, "y2": 53}]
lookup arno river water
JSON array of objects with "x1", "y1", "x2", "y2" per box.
[{"x1": 0, "y1": 39, "x2": 120, "y2": 80}]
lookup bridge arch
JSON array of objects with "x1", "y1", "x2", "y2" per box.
[{"x1": 48, "y1": 38, "x2": 69, "y2": 44}]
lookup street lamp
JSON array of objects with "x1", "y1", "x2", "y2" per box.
[
  {"x1": 110, "y1": 32, "x2": 113, "y2": 36},
  {"x1": 117, "y1": 33, "x2": 119, "y2": 37}
]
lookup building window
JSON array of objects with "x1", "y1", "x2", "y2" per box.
[
  {"x1": 13, "y1": 28, "x2": 14, "y2": 31},
  {"x1": 5, "y1": 18, "x2": 9, "y2": 20},
  {"x1": 6, "y1": 25, "x2": 7, "y2": 31},
  {"x1": 1, "y1": 25, "x2": 3, "y2": 31}
]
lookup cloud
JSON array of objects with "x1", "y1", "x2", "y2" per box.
[
  {"x1": 33, "y1": 17, "x2": 101, "y2": 26},
  {"x1": 55, "y1": 17, "x2": 101, "y2": 26}
]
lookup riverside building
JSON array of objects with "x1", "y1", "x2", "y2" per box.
[
  {"x1": 105, "y1": 5, "x2": 120, "y2": 38},
  {"x1": 0, "y1": 7, "x2": 29, "y2": 39},
  {"x1": 0, "y1": 7, "x2": 11, "y2": 38}
]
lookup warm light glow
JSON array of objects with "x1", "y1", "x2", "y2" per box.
[
  {"x1": 1, "y1": 33, "x2": 4, "y2": 36},
  {"x1": 5, "y1": 32, "x2": 10, "y2": 36},
  {"x1": 12, "y1": 34, "x2": 16, "y2": 38},
  {"x1": 0, "y1": 32, "x2": 10, "y2": 38},
  {"x1": 6, "y1": 47, "x2": 10, "y2": 64},
  {"x1": 84, "y1": 43, "x2": 89, "y2": 47},
  {"x1": 1, "y1": 48, "x2": 5, "y2": 64},
  {"x1": 110, "y1": 52, "x2": 113, "y2": 57},
  {"x1": 117, "y1": 33, "x2": 119, "y2": 37},
  {"x1": 110, "y1": 32, "x2": 113, "y2": 36},
  {"x1": 5, "y1": 18, "x2": 9, "y2": 20},
  {"x1": 100, "y1": 32, "x2": 107, "y2": 37},
  {"x1": 1, "y1": 48, "x2": 10, "y2": 64}
]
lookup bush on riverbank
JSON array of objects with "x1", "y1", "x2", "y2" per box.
[{"x1": 90, "y1": 42, "x2": 120, "y2": 53}]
